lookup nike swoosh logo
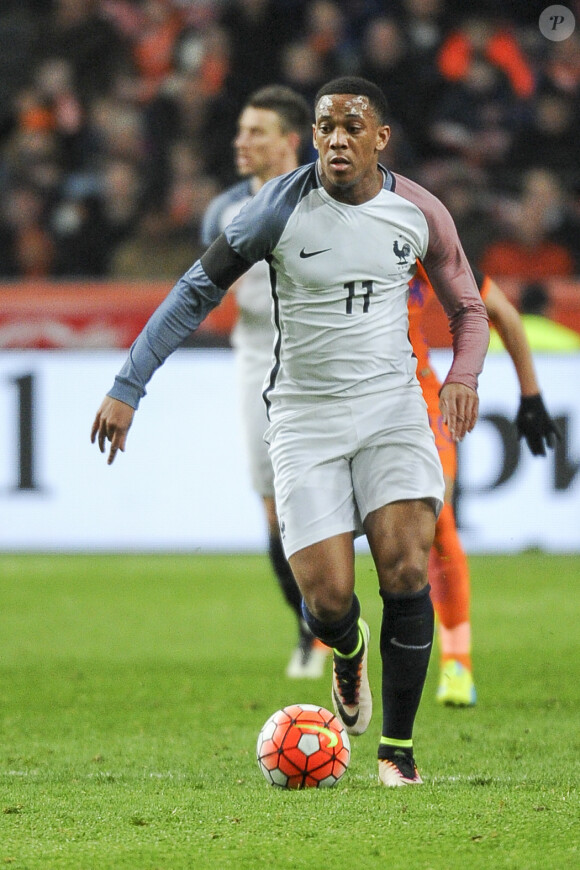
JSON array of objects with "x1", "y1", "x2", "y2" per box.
[
  {"x1": 332, "y1": 689, "x2": 359, "y2": 727},
  {"x1": 390, "y1": 637, "x2": 432, "y2": 650},
  {"x1": 295, "y1": 722, "x2": 338, "y2": 748},
  {"x1": 299, "y1": 247, "x2": 331, "y2": 258}
]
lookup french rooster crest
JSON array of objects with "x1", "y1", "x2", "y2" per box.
[{"x1": 393, "y1": 240, "x2": 411, "y2": 264}]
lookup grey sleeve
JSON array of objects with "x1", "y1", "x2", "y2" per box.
[
  {"x1": 108, "y1": 259, "x2": 233, "y2": 408},
  {"x1": 108, "y1": 168, "x2": 309, "y2": 408},
  {"x1": 224, "y1": 167, "x2": 311, "y2": 262}
]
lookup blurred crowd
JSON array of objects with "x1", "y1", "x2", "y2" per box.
[{"x1": 0, "y1": 0, "x2": 579, "y2": 281}]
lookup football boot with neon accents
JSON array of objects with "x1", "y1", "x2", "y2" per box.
[
  {"x1": 331, "y1": 618, "x2": 372, "y2": 735},
  {"x1": 378, "y1": 751, "x2": 423, "y2": 787}
]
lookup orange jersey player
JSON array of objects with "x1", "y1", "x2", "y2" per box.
[{"x1": 408, "y1": 261, "x2": 560, "y2": 706}]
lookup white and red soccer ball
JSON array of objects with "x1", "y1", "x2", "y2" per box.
[{"x1": 256, "y1": 703, "x2": 350, "y2": 789}]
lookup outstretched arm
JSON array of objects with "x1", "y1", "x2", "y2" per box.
[
  {"x1": 89, "y1": 169, "x2": 295, "y2": 464},
  {"x1": 90, "y1": 236, "x2": 253, "y2": 463},
  {"x1": 484, "y1": 277, "x2": 561, "y2": 456}
]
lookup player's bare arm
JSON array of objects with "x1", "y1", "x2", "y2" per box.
[
  {"x1": 483, "y1": 278, "x2": 541, "y2": 396},
  {"x1": 91, "y1": 397, "x2": 135, "y2": 465},
  {"x1": 439, "y1": 382, "x2": 479, "y2": 442}
]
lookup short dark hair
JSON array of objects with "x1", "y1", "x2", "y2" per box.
[
  {"x1": 244, "y1": 85, "x2": 312, "y2": 141},
  {"x1": 315, "y1": 77, "x2": 389, "y2": 125}
]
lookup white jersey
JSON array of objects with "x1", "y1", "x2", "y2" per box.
[
  {"x1": 221, "y1": 163, "x2": 488, "y2": 419},
  {"x1": 108, "y1": 162, "x2": 488, "y2": 414},
  {"x1": 257, "y1": 177, "x2": 421, "y2": 411}
]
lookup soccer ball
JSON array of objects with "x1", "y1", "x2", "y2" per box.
[{"x1": 256, "y1": 703, "x2": 350, "y2": 789}]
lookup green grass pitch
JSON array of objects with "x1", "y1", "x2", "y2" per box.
[{"x1": 0, "y1": 552, "x2": 578, "y2": 869}]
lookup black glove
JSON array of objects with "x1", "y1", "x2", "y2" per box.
[{"x1": 515, "y1": 394, "x2": 561, "y2": 457}]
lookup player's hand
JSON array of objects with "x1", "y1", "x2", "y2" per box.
[
  {"x1": 439, "y1": 383, "x2": 479, "y2": 442},
  {"x1": 515, "y1": 394, "x2": 561, "y2": 457},
  {"x1": 90, "y1": 396, "x2": 135, "y2": 465}
]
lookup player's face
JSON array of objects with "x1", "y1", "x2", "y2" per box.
[
  {"x1": 234, "y1": 107, "x2": 291, "y2": 182},
  {"x1": 313, "y1": 94, "x2": 390, "y2": 203}
]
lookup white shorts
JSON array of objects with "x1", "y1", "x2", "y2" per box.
[
  {"x1": 234, "y1": 343, "x2": 275, "y2": 498},
  {"x1": 265, "y1": 384, "x2": 444, "y2": 558}
]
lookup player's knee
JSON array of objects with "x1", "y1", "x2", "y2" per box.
[
  {"x1": 302, "y1": 585, "x2": 353, "y2": 624},
  {"x1": 377, "y1": 555, "x2": 428, "y2": 597}
]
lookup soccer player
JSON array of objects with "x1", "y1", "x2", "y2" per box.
[
  {"x1": 91, "y1": 77, "x2": 489, "y2": 787},
  {"x1": 201, "y1": 85, "x2": 329, "y2": 679},
  {"x1": 409, "y1": 264, "x2": 560, "y2": 706}
]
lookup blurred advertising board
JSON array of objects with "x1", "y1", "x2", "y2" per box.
[
  {"x1": 1, "y1": 349, "x2": 579, "y2": 553},
  {"x1": 0, "y1": 281, "x2": 237, "y2": 348}
]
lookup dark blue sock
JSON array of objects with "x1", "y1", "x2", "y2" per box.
[
  {"x1": 268, "y1": 532, "x2": 302, "y2": 616},
  {"x1": 379, "y1": 585, "x2": 434, "y2": 743},
  {"x1": 301, "y1": 595, "x2": 361, "y2": 655}
]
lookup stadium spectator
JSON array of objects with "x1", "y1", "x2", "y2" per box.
[
  {"x1": 110, "y1": 139, "x2": 221, "y2": 280},
  {"x1": 109, "y1": 204, "x2": 196, "y2": 279},
  {"x1": 48, "y1": 155, "x2": 144, "y2": 277},
  {"x1": 357, "y1": 17, "x2": 425, "y2": 154},
  {"x1": 16, "y1": 58, "x2": 85, "y2": 157},
  {"x1": 541, "y1": 28, "x2": 580, "y2": 98},
  {"x1": 506, "y1": 84, "x2": 580, "y2": 187},
  {"x1": 536, "y1": 28, "x2": 580, "y2": 100},
  {"x1": 166, "y1": 148, "x2": 220, "y2": 244},
  {"x1": 436, "y1": 13, "x2": 535, "y2": 100},
  {"x1": 519, "y1": 167, "x2": 580, "y2": 273},
  {"x1": 400, "y1": 0, "x2": 448, "y2": 58},
  {"x1": 0, "y1": 128, "x2": 60, "y2": 278},
  {"x1": 279, "y1": 38, "x2": 327, "y2": 108},
  {"x1": 480, "y1": 168, "x2": 577, "y2": 278},
  {"x1": 2, "y1": 183, "x2": 55, "y2": 278},
  {"x1": 0, "y1": 3, "x2": 41, "y2": 140},
  {"x1": 357, "y1": 16, "x2": 413, "y2": 117},
  {"x1": 2, "y1": 124, "x2": 64, "y2": 214},
  {"x1": 87, "y1": 92, "x2": 147, "y2": 166},
  {"x1": 301, "y1": 0, "x2": 359, "y2": 81},
  {"x1": 38, "y1": 0, "x2": 133, "y2": 102},
  {"x1": 50, "y1": 190, "x2": 110, "y2": 276},
  {"x1": 129, "y1": 0, "x2": 185, "y2": 103},
  {"x1": 427, "y1": 54, "x2": 520, "y2": 168},
  {"x1": 427, "y1": 164, "x2": 502, "y2": 266},
  {"x1": 217, "y1": 0, "x2": 289, "y2": 104},
  {"x1": 99, "y1": 157, "x2": 144, "y2": 253},
  {"x1": 143, "y1": 30, "x2": 238, "y2": 188}
]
